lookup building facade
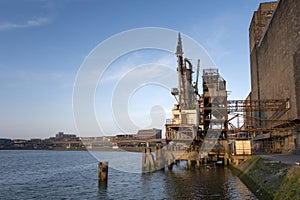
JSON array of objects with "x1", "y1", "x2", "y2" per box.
[{"x1": 248, "y1": 0, "x2": 300, "y2": 153}]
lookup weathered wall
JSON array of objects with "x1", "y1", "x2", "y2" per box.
[
  {"x1": 249, "y1": 2, "x2": 278, "y2": 127},
  {"x1": 294, "y1": 47, "x2": 300, "y2": 118},
  {"x1": 249, "y1": 2, "x2": 278, "y2": 53},
  {"x1": 250, "y1": 0, "x2": 300, "y2": 122},
  {"x1": 249, "y1": 1, "x2": 278, "y2": 103}
]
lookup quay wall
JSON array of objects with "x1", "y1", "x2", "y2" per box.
[{"x1": 230, "y1": 156, "x2": 300, "y2": 199}]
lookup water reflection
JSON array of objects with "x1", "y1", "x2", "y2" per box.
[{"x1": 140, "y1": 162, "x2": 257, "y2": 200}]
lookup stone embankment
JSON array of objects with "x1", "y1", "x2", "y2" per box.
[{"x1": 230, "y1": 155, "x2": 300, "y2": 199}]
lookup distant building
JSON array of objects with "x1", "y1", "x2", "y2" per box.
[
  {"x1": 0, "y1": 139, "x2": 12, "y2": 148},
  {"x1": 12, "y1": 139, "x2": 27, "y2": 148},
  {"x1": 26, "y1": 139, "x2": 43, "y2": 149},
  {"x1": 0, "y1": 132, "x2": 84, "y2": 150},
  {"x1": 80, "y1": 137, "x2": 112, "y2": 149},
  {"x1": 55, "y1": 132, "x2": 76, "y2": 139},
  {"x1": 137, "y1": 128, "x2": 162, "y2": 140},
  {"x1": 115, "y1": 134, "x2": 136, "y2": 140}
]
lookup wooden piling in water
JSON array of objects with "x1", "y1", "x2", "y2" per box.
[{"x1": 98, "y1": 162, "x2": 108, "y2": 187}]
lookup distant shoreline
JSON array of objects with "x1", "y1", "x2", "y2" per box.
[{"x1": 0, "y1": 147, "x2": 144, "y2": 152}]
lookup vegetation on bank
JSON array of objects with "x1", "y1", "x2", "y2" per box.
[
  {"x1": 275, "y1": 166, "x2": 300, "y2": 200},
  {"x1": 229, "y1": 157, "x2": 274, "y2": 199},
  {"x1": 230, "y1": 156, "x2": 300, "y2": 200}
]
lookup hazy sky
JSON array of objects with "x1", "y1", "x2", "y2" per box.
[{"x1": 0, "y1": 0, "x2": 275, "y2": 139}]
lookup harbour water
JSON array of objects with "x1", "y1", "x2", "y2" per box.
[{"x1": 0, "y1": 150, "x2": 257, "y2": 199}]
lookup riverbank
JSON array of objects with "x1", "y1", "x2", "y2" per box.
[{"x1": 230, "y1": 155, "x2": 300, "y2": 199}]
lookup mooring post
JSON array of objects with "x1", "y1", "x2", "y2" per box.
[{"x1": 98, "y1": 162, "x2": 108, "y2": 188}]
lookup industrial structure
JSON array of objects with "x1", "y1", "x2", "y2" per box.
[
  {"x1": 5, "y1": 0, "x2": 298, "y2": 173},
  {"x1": 143, "y1": 0, "x2": 300, "y2": 172},
  {"x1": 165, "y1": 0, "x2": 300, "y2": 158},
  {"x1": 165, "y1": 33, "x2": 229, "y2": 156},
  {"x1": 165, "y1": 33, "x2": 202, "y2": 145},
  {"x1": 142, "y1": 37, "x2": 235, "y2": 171},
  {"x1": 143, "y1": 33, "x2": 233, "y2": 172},
  {"x1": 143, "y1": 32, "x2": 230, "y2": 173}
]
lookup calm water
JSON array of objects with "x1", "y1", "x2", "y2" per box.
[{"x1": 0, "y1": 150, "x2": 257, "y2": 200}]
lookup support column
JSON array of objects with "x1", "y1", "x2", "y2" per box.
[
  {"x1": 187, "y1": 160, "x2": 192, "y2": 169},
  {"x1": 142, "y1": 147, "x2": 156, "y2": 173},
  {"x1": 165, "y1": 149, "x2": 175, "y2": 171},
  {"x1": 155, "y1": 144, "x2": 164, "y2": 170},
  {"x1": 142, "y1": 148, "x2": 146, "y2": 173},
  {"x1": 196, "y1": 160, "x2": 200, "y2": 168},
  {"x1": 224, "y1": 153, "x2": 228, "y2": 166},
  {"x1": 204, "y1": 157, "x2": 207, "y2": 164}
]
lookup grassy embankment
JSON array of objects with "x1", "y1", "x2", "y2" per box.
[{"x1": 230, "y1": 156, "x2": 300, "y2": 200}]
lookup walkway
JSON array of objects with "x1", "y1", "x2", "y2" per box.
[{"x1": 257, "y1": 153, "x2": 300, "y2": 166}]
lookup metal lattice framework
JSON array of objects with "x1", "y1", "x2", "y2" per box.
[
  {"x1": 227, "y1": 99, "x2": 290, "y2": 112},
  {"x1": 224, "y1": 98, "x2": 296, "y2": 136}
]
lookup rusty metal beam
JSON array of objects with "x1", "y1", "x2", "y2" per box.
[{"x1": 227, "y1": 99, "x2": 290, "y2": 112}]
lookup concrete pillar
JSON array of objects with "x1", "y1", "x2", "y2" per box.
[
  {"x1": 167, "y1": 162, "x2": 174, "y2": 170},
  {"x1": 235, "y1": 159, "x2": 239, "y2": 165},
  {"x1": 223, "y1": 158, "x2": 228, "y2": 166},
  {"x1": 142, "y1": 148, "x2": 146, "y2": 173},
  {"x1": 142, "y1": 147, "x2": 156, "y2": 173},
  {"x1": 187, "y1": 160, "x2": 192, "y2": 169},
  {"x1": 165, "y1": 150, "x2": 175, "y2": 171},
  {"x1": 98, "y1": 162, "x2": 108, "y2": 188},
  {"x1": 196, "y1": 160, "x2": 200, "y2": 168},
  {"x1": 155, "y1": 144, "x2": 164, "y2": 170},
  {"x1": 224, "y1": 153, "x2": 229, "y2": 166}
]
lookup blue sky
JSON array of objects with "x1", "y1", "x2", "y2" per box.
[{"x1": 0, "y1": 0, "x2": 275, "y2": 139}]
